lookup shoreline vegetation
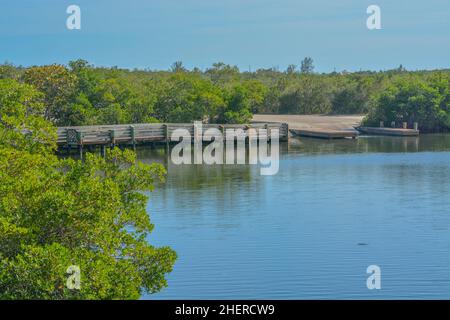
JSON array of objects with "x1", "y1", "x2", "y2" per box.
[
  {"x1": 0, "y1": 75, "x2": 176, "y2": 299},
  {"x1": 1, "y1": 58, "x2": 450, "y2": 133},
  {"x1": 1, "y1": 58, "x2": 450, "y2": 299}
]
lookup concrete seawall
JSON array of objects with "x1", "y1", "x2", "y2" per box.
[{"x1": 253, "y1": 114, "x2": 365, "y2": 131}]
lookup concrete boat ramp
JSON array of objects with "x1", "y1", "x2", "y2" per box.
[
  {"x1": 252, "y1": 115, "x2": 420, "y2": 139},
  {"x1": 253, "y1": 115, "x2": 362, "y2": 139}
]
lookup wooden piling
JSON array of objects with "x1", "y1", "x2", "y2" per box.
[
  {"x1": 164, "y1": 124, "x2": 169, "y2": 155},
  {"x1": 130, "y1": 125, "x2": 136, "y2": 151},
  {"x1": 265, "y1": 123, "x2": 270, "y2": 141},
  {"x1": 109, "y1": 129, "x2": 116, "y2": 148},
  {"x1": 79, "y1": 145, "x2": 83, "y2": 161},
  {"x1": 76, "y1": 131, "x2": 85, "y2": 161}
]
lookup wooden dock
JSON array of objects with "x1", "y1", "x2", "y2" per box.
[
  {"x1": 356, "y1": 127, "x2": 419, "y2": 137},
  {"x1": 57, "y1": 122, "x2": 289, "y2": 148},
  {"x1": 289, "y1": 128, "x2": 358, "y2": 139}
]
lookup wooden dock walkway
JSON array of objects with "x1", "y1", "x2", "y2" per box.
[
  {"x1": 356, "y1": 127, "x2": 419, "y2": 137},
  {"x1": 289, "y1": 128, "x2": 358, "y2": 139},
  {"x1": 57, "y1": 122, "x2": 289, "y2": 148}
]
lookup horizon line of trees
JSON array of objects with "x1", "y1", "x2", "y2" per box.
[{"x1": 1, "y1": 58, "x2": 450, "y2": 132}]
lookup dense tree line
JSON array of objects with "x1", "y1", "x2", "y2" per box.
[
  {"x1": 1, "y1": 58, "x2": 450, "y2": 298},
  {"x1": 364, "y1": 73, "x2": 450, "y2": 132},
  {"x1": 1, "y1": 59, "x2": 450, "y2": 132}
]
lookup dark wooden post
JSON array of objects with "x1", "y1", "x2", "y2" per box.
[
  {"x1": 164, "y1": 124, "x2": 169, "y2": 145},
  {"x1": 282, "y1": 123, "x2": 289, "y2": 142},
  {"x1": 163, "y1": 124, "x2": 169, "y2": 155},
  {"x1": 244, "y1": 124, "x2": 250, "y2": 144},
  {"x1": 265, "y1": 123, "x2": 270, "y2": 141},
  {"x1": 285, "y1": 123, "x2": 290, "y2": 149},
  {"x1": 76, "y1": 131, "x2": 85, "y2": 161},
  {"x1": 109, "y1": 129, "x2": 116, "y2": 148},
  {"x1": 66, "y1": 128, "x2": 77, "y2": 155},
  {"x1": 130, "y1": 125, "x2": 136, "y2": 151}
]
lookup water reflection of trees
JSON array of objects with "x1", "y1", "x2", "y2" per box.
[
  {"x1": 289, "y1": 134, "x2": 450, "y2": 155},
  {"x1": 136, "y1": 135, "x2": 450, "y2": 230},
  {"x1": 137, "y1": 145, "x2": 269, "y2": 220}
]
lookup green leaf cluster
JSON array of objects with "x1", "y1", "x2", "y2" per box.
[{"x1": 0, "y1": 79, "x2": 176, "y2": 299}]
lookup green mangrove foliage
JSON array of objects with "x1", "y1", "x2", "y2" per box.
[
  {"x1": 1, "y1": 60, "x2": 450, "y2": 131},
  {"x1": 363, "y1": 73, "x2": 450, "y2": 132},
  {"x1": 0, "y1": 79, "x2": 176, "y2": 299}
]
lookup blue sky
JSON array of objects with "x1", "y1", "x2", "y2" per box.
[{"x1": 1, "y1": 0, "x2": 449, "y2": 72}]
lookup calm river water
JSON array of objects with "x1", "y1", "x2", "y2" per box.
[{"x1": 139, "y1": 134, "x2": 450, "y2": 299}]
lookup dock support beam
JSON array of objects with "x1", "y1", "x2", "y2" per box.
[
  {"x1": 109, "y1": 129, "x2": 116, "y2": 148},
  {"x1": 164, "y1": 124, "x2": 170, "y2": 154},
  {"x1": 130, "y1": 125, "x2": 136, "y2": 151},
  {"x1": 76, "y1": 131, "x2": 85, "y2": 161},
  {"x1": 265, "y1": 124, "x2": 270, "y2": 141}
]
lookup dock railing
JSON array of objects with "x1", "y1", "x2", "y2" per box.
[{"x1": 57, "y1": 122, "x2": 289, "y2": 147}]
